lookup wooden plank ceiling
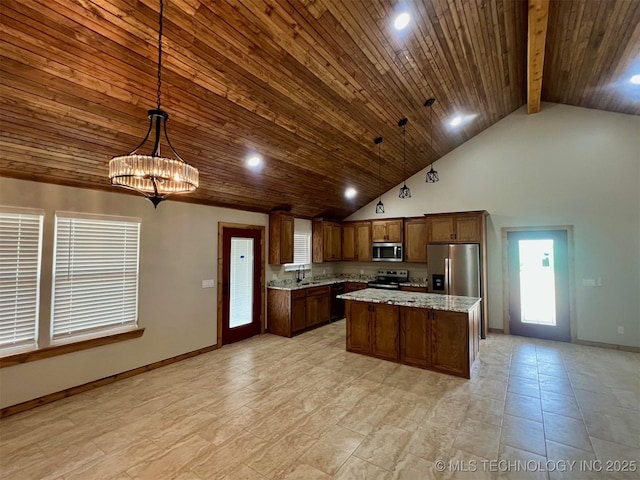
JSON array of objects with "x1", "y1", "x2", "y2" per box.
[{"x1": 1, "y1": 0, "x2": 638, "y2": 218}]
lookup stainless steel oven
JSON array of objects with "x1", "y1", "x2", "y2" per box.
[{"x1": 372, "y1": 242, "x2": 403, "y2": 262}]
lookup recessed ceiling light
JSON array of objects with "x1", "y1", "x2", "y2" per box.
[
  {"x1": 630, "y1": 74, "x2": 640, "y2": 85},
  {"x1": 345, "y1": 187, "x2": 357, "y2": 199},
  {"x1": 246, "y1": 155, "x2": 262, "y2": 168},
  {"x1": 394, "y1": 13, "x2": 411, "y2": 30},
  {"x1": 450, "y1": 116, "x2": 463, "y2": 126}
]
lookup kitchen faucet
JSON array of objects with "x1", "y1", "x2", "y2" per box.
[{"x1": 296, "y1": 264, "x2": 305, "y2": 283}]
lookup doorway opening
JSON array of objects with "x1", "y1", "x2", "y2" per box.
[
  {"x1": 503, "y1": 227, "x2": 575, "y2": 342},
  {"x1": 218, "y1": 224, "x2": 265, "y2": 346}
]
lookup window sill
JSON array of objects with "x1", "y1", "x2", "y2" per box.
[{"x1": 0, "y1": 328, "x2": 145, "y2": 368}]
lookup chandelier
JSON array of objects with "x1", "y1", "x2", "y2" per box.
[
  {"x1": 109, "y1": 0, "x2": 198, "y2": 207},
  {"x1": 424, "y1": 98, "x2": 439, "y2": 183},
  {"x1": 398, "y1": 118, "x2": 411, "y2": 198}
]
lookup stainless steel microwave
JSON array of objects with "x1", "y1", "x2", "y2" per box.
[{"x1": 372, "y1": 243, "x2": 403, "y2": 262}]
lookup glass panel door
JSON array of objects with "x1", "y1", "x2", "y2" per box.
[
  {"x1": 518, "y1": 239, "x2": 556, "y2": 326},
  {"x1": 229, "y1": 237, "x2": 254, "y2": 328}
]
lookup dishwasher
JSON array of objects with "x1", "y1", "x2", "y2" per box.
[{"x1": 330, "y1": 283, "x2": 346, "y2": 321}]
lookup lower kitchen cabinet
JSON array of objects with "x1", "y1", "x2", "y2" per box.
[
  {"x1": 345, "y1": 281, "x2": 368, "y2": 292},
  {"x1": 399, "y1": 285, "x2": 428, "y2": 293},
  {"x1": 267, "y1": 285, "x2": 331, "y2": 337},
  {"x1": 346, "y1": 301, "x2": 398, "y2": 359},
  {"x1": 345, "y1": 301, "x2": 480, "y2": 378}
]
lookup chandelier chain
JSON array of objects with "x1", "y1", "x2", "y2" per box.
[{"x1": 156, "y1": 0, "x2": 164, "y2": 110}]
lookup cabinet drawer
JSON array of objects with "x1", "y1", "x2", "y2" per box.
[
  {"x1": 292, "y1": 289, "x2": 307, "y2": 300},
  {"x1": 306, "y1": 285, "x2": 331, "y2": 297}
]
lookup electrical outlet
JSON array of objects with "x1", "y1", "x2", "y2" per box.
[
  {"x1": 582, "y1": 278, "x2": 596, "y2": 287},
  {"x1": 597, "y1": 276, "x2": 603, "y2": 286},
  {"x1": 618, "y1": 326, "x2": 624, "y2": 334},
  {"x1": 201, "y1": 279, "x2": 215, "y2": 288},
  {"x1": 360, "y1": 269, "x2": 364, "y2": 274}
]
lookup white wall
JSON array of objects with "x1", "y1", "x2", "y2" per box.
[
  {"x1": 0, "y1": 178, "x2": 267, "y2": 408},
  {"x1": 347, "y1": 103, "x2": 640, "y2": 347}
]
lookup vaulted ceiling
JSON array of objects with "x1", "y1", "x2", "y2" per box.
[{"x1": 1, "y1": 0, "x2": 638, "y2": 218}]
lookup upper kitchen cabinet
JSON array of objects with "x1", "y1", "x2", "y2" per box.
[
  {"x1": 426, "y1": 211, "x2": 487, "y2": 244},
  {"x1": 312, "y1": 219, "x2": 342, "y2": 262},
  {"x1": 342, "y1": 221, "x2": 372, "y2": 262},
  {"x1": 268, "y1": 211, "x2": 294, "y2": 264},
  {"x1": 371, "y1": 219, "x2": 403, "y2": 243},
  {"x1": 404, "y1": 217, "x2": 428, "y2": 263}
]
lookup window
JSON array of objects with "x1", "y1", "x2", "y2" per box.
[
  {"x1": 285, "y1": 218, "x2": 312, "y2": 271},
  {"x1": 51, "y1": 212, "x2": 140, "y2": 342},
  {"x1": 0, "y1": 207, "x2": 44, "y2": 353}
]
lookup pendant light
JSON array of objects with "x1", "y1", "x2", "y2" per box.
[
  {"x1": 424, "y1": 98, "x2": 439, "y2": 183},
  {"x1": 398, "y1": 118, "x2": 411, "y2": 198},
  {"x1": 109, "y1": 0, "x2": 199, "y2": 207},
  {"x1": 375, "y1": 137, "x2": 384, "y2": 214}
]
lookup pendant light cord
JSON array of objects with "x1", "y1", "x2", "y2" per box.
[
  {"x1": 402, "y1": 123, "x2": 406, "y2": 179},
  {"x1": 378, "y1": 141, "x2": 382, "y2": 199},
  {"x1": 156, "y1": 0, "x2": 164, "y2": 110}
]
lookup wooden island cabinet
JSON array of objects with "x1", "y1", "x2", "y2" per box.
[{"x1": 340, "y1": 289, "x2": 481, "y2": 378}]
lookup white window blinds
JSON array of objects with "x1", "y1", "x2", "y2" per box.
[
  {"x1": 293, "y1": 233, "x2": 311, "y2": 266},
  {"x1": 51, "y1": 213, "x2": 140, "y2": 340},
  {"x1": 0, "y1": 207, "x2": 43, "y2": 351}
]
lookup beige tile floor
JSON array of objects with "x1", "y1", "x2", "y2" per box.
[{"x1": 1, "y1": 320, "x2": 639, "y2": 480}]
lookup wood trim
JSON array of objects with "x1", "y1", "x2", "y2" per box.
[
  {"x1": 0, "y1": 328, "x2": 145, "y2": 368},
  {"x1": 527, "y1": 0, "x2": 550, "y2": 114},
  {"x1": 217, "y1": 222, "x2": 266, "y2": 347},
  {"x1": 0, "y1": 343, "x2": 218, "y2": 418},
  {"x1": 501, "y1": 225, "x2": 576, "y2": 342},
  {"x1": 574, "y1": 339, "x2": 640, "y2": 353}
]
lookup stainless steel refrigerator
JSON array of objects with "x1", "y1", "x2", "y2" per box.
[{"x1": 427, "y1": 244, "x2": 481, "y2": 297}]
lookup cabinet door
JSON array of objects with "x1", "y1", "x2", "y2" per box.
[
  {"x1": 322, "y1": 224, "x2": 333, "y2": 261},
  {"x1": 455, "y1": 215, "x2": 481, "y2": 242},
  {"x1": 355, "y1": 222, "x2": 372, "y2": 261},
  {"x1": 292, "y1": 297, "x2": 306, "y2": 332},
  {"x1": 330, "y1": 224, "x2": 342, "y2": 260},
  {"x1": 404, "y1": 218, "x2": 427, "y2": 262},
  {"x1": 346, "y1": 301, "x2": 371, "y2": 354},
  {"x1": 371, "y1": 221, "x2": 388, "y2": 242},
  {"x1": 431, "y1": 310, "x2": 467, "y2": 376},
  {"x1": 385, "y1": 220, "x2": 403, "y2": 243},
  {"x1": 400, "y1": 286, "x2": 428, "y2": 293},
  {"x1": 400, "y1": 307, "x2": 430, "y2": 367},
  {"x1": 345, "y1": 282, "x2": 368, "y2": 292},
  {"x1": 317, "y1": 294, "x2": 331, "y2": 323},
  {"x1": 306, "y1": 295, "x2": 319, "y2": 327},
  {"x1": 372, "y1": 304, "x2": 399, "y2": 360},
  {"x1": 427, "y1": 216, "x2": 455, "y2": 243},
  {"x1": 342, "y1": 223, "x2": 356, "y2": 261},
  {"x1": 281, "y1": 215, "x2": 294, "y2": 262}
]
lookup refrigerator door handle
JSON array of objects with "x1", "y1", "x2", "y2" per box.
[{"x1": 444, "y1": 257, "x2": 450, "y2": 295}]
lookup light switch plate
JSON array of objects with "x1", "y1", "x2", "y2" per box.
[
  {"x1": 202, "y1": 279, "x2": 215, "y2": 288},
  {"x1": 582, "y1": 278, "x2": 596, "y2": 287}
]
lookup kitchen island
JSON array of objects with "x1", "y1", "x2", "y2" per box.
[{"x1": 337, "y1": 289, "x2": 481, "y2": 378}]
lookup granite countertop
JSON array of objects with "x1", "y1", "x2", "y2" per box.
[
  {"x1": 399, "y1": 281, "x2": 429, "y2": 288},
  {"x1": 267, "y1": 277, "x2": 346, "y2": 291},
  {"x1": 337, "y1": 288, "x2": 480, "y2": 313}
]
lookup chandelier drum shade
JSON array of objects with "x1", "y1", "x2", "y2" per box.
[{"x1": 108, "y1": 0, "x2": 198, "y2": 207}]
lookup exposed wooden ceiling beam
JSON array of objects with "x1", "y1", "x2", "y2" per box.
[{"x1": 527, "y1": 0, "x2": 550, "y2": 114}]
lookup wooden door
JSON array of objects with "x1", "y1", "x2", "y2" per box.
[
  {"x1": 404, "y1": 218, "x2": 427, "y2": 262},
  {"x1": 292, "y1": 297, "x2": 306, "y2": 332},
  {"x1": 322, "y1": 224, "x2": 332, "y2": 261},
  {"x1": 355, "y1": 222, "x2": 372, "y2": 261},
  {"x1": 400, "y1": 307, "x2": 430, "y2": 367},
  {"x1": 342, "y1": 223, "x2": 356, "y2": 261},
  {"x1": 455, "y1": 215, "x2": 481, "y2": 242},
  {"x1": 507, "y1": 229, "x2": 571, "y2": 342},
  {"x1": 280, "y1": 214, "x2": 294, "y2": 261},
  {"x1": 222, "y1": 228, "x2": 262, "y2": 344},
  {"x1": 386, "y1": 220, "x2": 403, "y2": 242},
  {"x1": 371, "y1": 221, "x2": 388, "y2": 242},
  {"x1": 306, "y1": 294, "x2": 319, "y2": 327},
  {"x1": 431, "y1": 310, "x2": 467, "y2": 376},
  {"x1": 346, "y1": 301, "x2": 371, "y2": 353},
  {"x1": 372, "y1": 304, "x2": 399, "y2": 360},
  {"x1": 427, "y1": 216, "x2": 455, "y2": 242},
  {"x1": 317, "y1": 293, "x2": 331, "y2": 323}
]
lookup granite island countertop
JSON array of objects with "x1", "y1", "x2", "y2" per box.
[{"x1": 337, "y1": 288, "x2": 480, "y2": 313}]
